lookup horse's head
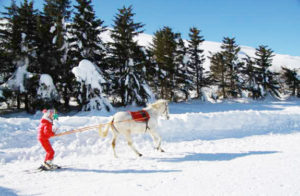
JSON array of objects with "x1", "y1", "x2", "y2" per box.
[{"x1": 150, "y1": 100, "x2": 170, "y2": 120}]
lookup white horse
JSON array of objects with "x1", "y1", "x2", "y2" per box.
[{"x1": 100, "y1": 99, "x2": 170, "y2": 157}]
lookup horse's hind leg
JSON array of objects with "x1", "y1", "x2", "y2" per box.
[
  {"x1": 148, "y1": 129, "x2": 165, "y2": 152},
  {"x1": 124, "y1": 132, "x2": 142, "y2": 157},
  {"x1": 111, "y1": 129, "x2": 118, "y2": 158}
]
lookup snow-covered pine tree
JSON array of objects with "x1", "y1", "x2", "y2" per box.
[
  {"x1": 220, "y1": 37, "x2": 243, "y2": 98},
  {"x1": 149, "y1": 26, "x2": 178, "y2": 100},
  {"x1": 209, "y1": 52, "x2": 227, "y2": 99},
  {"x1": 1, "y1": 57, "x2": 35, "y2": 110},
  {"x1": 143, "y1": 49, "x2": 158, "y2": 96},
  {"x1": 109, "y1": 5, "x2": 151, "y2": 106},
  {"x1": 36, "y1": 74, "x2": 59, "y2": 109},
  {"x1": 41, "y1": 0, "x2": 72, "y2": 110},
  {"x1": 72, "y1": 59, "x2": 113, "y2": 111},
  {"x1": 186, "y1": 27, "x2": 208, "y2": 100},
  {"x1": 254, "y1": 45, "x2": 280, "y2": 98},
  {"x1": 0, "y1": 0, "x2": 21, "y2": 84},
  {"x1": 174, "y1": 36, "x2": 189, "y2": 101},
  {"x1": 241, "y1": 55, "x2": 261, "y2": 99},
  {"x1": 35, "y1": 9, "x2": 53, "y2": 74},
  {"x1": 17, "y1": 0, "x2": 39, "y2": 70},
  {"x1": 68, "y1": 0, "x2": 107, "y2": 109},
  {"x1": 280, "y1": 67, "x2": 300, "y2": 97},
  {"x1": 0, "y1": 0, "x2": 19, "y2": 108},
  {"x1": 0, "y1": 0, "x2": 40, "y2": 111},
  {"x1": 38, "y1": 0, "x2": 65, "y2": 73},
  {"x1": 17, "y1": 0, "x2": 40, "y2": 112},
  {"x1": 69, "y1": 0, "x2": 106, "y2": 66}
]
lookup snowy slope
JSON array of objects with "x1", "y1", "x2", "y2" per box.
[
  {"x1": 101, "y1": 30, "x2": 300, "y2": 72},
  {"x1": 1, "y1": 99, "x2": 300, "y2": 195}
]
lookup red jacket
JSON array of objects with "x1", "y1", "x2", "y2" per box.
[{"x1": 38, "y1": 118, "x2": 55, "y2": 140}]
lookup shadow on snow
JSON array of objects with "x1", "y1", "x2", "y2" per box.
[
  {"x1": 158, "y1": 151, "x2": 279, "y2": 162},
  {"x1": 57, "y1": 168, "x2": 181, "y2": 174},
  {"x1": 0, "y1": 186, "x2": 18, "y2": 196}
]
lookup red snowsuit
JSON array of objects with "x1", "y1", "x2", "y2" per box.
[{"x1": 38, "y1": 118, "x2": 55, "y2": 162}]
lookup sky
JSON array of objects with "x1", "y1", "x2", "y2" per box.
[{"x1": 0, "y1": 0, "x2": 300, "y2": 57}]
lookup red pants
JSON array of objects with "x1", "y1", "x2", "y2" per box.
[{"x1": 39, "y1": 139, "x2": 55, "y2": 162}]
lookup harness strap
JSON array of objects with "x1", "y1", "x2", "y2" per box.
[
  {"x1": 138, "y1": 111, "x2": 150, "y2": 132},
  {"x1": 141, "y1": 110, "x2": 150, "y2": 132},
  {"x1": 111, "y1": 118, "x2": 119, "y2": 133},
  {"x1": 145, "y1": 119, "x2": 150, "y2": 132}
]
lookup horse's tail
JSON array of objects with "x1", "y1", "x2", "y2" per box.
[{"x1": 100, "y1": 117, "x2": 114, "y2": 138}]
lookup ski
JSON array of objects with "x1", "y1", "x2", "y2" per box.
[
  {"x1": 38, "y1": 165, "x2": 62, "y2": 171},
  {"x1": 24, "y1": 165, "x2": 67, "y2": 174}
]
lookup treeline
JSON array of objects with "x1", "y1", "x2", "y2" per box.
[{"x1": 0, "y1": 0, "x2": 299, "y2": 113}]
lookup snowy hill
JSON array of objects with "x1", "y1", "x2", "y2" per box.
[
  {"x1": 101, "y1": 30, "x2": 300, "y2": 72},
  {"x1": 1, "y1": 99, "x2": 300, "y2": 195}
]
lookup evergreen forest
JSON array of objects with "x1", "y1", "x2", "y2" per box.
[{"x1": 0, "y1": 0, "x2": 299, "y2": 113}]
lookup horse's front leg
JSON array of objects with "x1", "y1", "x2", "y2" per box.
[{"x1": 148, "y1": 129, "x2": 165, "y2": 152}]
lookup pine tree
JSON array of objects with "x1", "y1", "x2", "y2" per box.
[
  {"x1": 69, "y1": 0, "x2": 107, "y2": 109},
  {"x1": 220, "y1": 37, "x2": 242, "y2": 98},
  {"x1": 209, "y1": 52, "x2": 227, "y2": 98},
  {"x1": 109, "y1": 5, "x2": 150, "y2": 106},
  {"x1": 174, "y1": 37, "x2": 189, "y2": 101},
  {"x1": 255, "y1": 45, "x2": 280, "y2": 98},
  {"x1": 72, "y1": 59, "x2": 113, "y2": 111},
  {"x1": 18, "y1": 0, "x2": 39, "y2": 68},
  {"x1": 0, "y1": 0, "x2": 20, "y2": 82},
  {"x1": 69, "y1": 0, "x2": 106, "y2": 65},
  {"x1": 36, "y1": 74, "x2": 59, "y2": 109},
  {"x1": 17, "y1": 0, "x2": 40, "y2": 112},
  {"x1": 41, "y1": 0, "x2": 72, "y2": 110},
  {"x1": 186, "y1": 27, "x2": 207, "y2": 100},
  {"x1": 143, "y1": 48, "x2": 159, "y2": 97},
  {"x1": 0, "y1": 0, "x2": 21, "y2": 108},
  {"x1": 241, "y1": 55, "x2": 260, "y2": 99},
  {"x1": 0, "y1": 0, "x2": 40, "y2": 112},
  {"x1": 149, "y1": 26, "x2": 178, "y2": 100},
  {"x1": 281, "y1": 67, "x2": 300, "y2": 97}
]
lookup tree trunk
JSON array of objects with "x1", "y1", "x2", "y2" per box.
[
  {"x1": 17, "y1": 93, "x2": 21, "y2": 109},
  {"x1": 25, "y1": 94, "x2": 29, "y2": 112}
]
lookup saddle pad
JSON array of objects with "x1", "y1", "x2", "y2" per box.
[{"x1": 129, "y1": 110, "x2": 150, "y2": 122}]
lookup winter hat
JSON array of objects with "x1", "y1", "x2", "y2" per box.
[{"x1": 42, "y1": 109, "x2": 55, "y2": 120}]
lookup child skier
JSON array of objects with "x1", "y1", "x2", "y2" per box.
[{"x1": 37, "y1": 109, "x2": 60, "y2": 170}]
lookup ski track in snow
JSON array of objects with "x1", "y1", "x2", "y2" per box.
[{"x1": 1, "y1": 100, "x2": 300, "y2": 195}]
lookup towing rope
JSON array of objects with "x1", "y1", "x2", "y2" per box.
[{"x1": 53, "y1": 116, "x2": 150, "y2": 138}]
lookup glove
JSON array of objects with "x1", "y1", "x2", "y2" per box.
[
  {"x1": 53, "y1": 120, "x2": 60, "y2": 133},
  {"x1": 53, "y1": 113, "x2": 59, "y2": 120}
]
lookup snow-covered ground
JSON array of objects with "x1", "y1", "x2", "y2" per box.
[{"x1": 1, "y1": 98, "x2": 300, "y2": 196}]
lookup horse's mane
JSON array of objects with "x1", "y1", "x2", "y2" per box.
[{"x1": 146, "y1": 99, "x2": 168, "y2": 110}]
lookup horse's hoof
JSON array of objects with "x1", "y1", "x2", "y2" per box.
[{"x1": 156, "y1": 147, "x2": 165, "y2": 152}]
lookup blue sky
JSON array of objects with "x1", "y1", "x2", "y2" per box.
[{"x1": 1, "y1": 0, "x2": 300, "y2": 56}]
